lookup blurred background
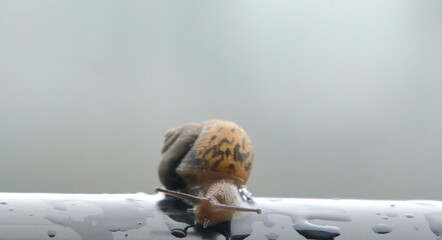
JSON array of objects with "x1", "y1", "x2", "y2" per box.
[{"x1": 1, "y1": 1, "x2": 441, "y2": 200}]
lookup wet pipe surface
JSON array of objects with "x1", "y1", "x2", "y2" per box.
[{"x1": 0, "y1": 192, "x2": 441, "y2": 240}]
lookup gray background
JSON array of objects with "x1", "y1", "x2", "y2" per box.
[{"x1": 1, "y1": 0, "x2": 441, "y2": 200}]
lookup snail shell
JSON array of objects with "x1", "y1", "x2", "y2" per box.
[
  {"x1": 156, "y1": 120, "x2": 260, "y2": 227},
  {"x1": 158, "y1": 119, "x2": 254, "y2": 192}
]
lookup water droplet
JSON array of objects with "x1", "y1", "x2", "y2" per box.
[
  {"x1": 295, "y1": 229, "x2": 340, "y2": 240},
  {"x1": 138, "y1": 221, "x2": 142, "y2": 225},
  {"x1": 9, "y1": 208, "x2": 14, "y2": 211},
  {"x1": 231, "y1": 235, "x2": 250, "y2": 240},
  {"x1": 372, "y1": 223, "x2": 392, "y2": 234},
  {"x1": 386, "y1": 211, "x2": 398, "y2": 217},
  {"x1": 29, "y1": 214, "x2": 33, "y2": 217},
  {"x1": 0, "y1": 201, "x2": 7, "y2": 205},
  {"x1": 383, "y1": 216, "x2": 389, "y2": 220},
  {"x1": 426, "y1": 213, "x2": 442, "y2": 238},
  {"x1": 405, "y1": 213, "x2": 415, "y2": 218},
  {"x1": 390, "y1": 204, "x2": 396, "y2": 207},
  {"x1": 294, "y1": 221, "x2": 341, "y2": 240},
  {"x1": 375, "y1": 212, "x2": 381, "y2": 215},
  {"x1": 171, "y1": 229, "x2": 187, "y2": 238},
  {"x1": 263, "y1": 219, "x2": 275, "y2": 227},
  {"x1": 125, "y1": 233, "x2": 128, "y2": 237},
  {"x1": 47, "y1": 230, "x2": 56, "y2": 238},
  {"x1": 265, "y1": 232, "x2": 279, "y2": 240},
  {"x1": 238, "y1": 187, "x2": 253, "y2": 201}
]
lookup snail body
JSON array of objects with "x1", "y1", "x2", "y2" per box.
[{"x1": 156, "y1": 120, "x2": 261, "y2": 227}]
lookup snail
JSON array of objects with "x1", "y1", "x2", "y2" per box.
[{"x1": 156, "y1": 120, "x2": 261, "y2": 228}]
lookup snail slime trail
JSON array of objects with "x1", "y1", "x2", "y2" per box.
[{"x1": 156, "y1": 120, "x2": 261, "y2": 228}]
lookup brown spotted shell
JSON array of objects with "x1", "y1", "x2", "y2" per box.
[{"x1": 158, "y1": 120, "x2": 254, "y2": 191}]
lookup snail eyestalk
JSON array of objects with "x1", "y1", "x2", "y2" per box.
[
  {"x1": 155, "y1": 187, "x2": 204, "y2": 204},
  {"x1": 212, "y1": 203, "x2": 262, "y2": 214}
]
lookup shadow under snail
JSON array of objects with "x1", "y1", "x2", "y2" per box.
[{"x1": 156, "y1": 119, "x2": 261, "y2": 228}]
